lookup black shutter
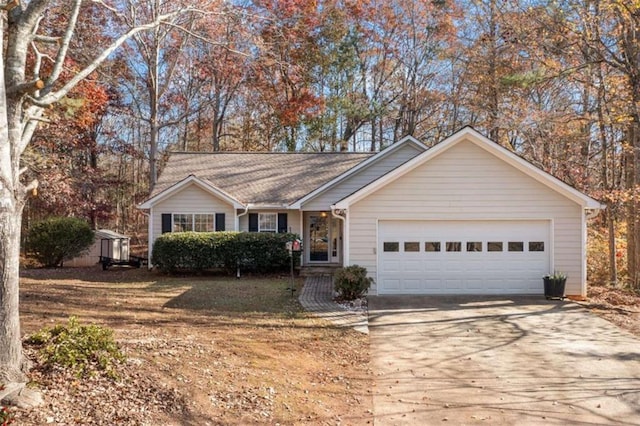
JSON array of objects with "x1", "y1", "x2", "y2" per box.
[
  {"x1": 277, "y1": 213, "x2": 288, "y2": 233},
  {"x1": 161, "y1": 213, "x2": 172, "y2": 233},
  {"x1": 215, "y1": 213, "x2": 226, "y2": 231},
  {"x1": 248, "y1": 213, "x2": 259, "y2": 232}
]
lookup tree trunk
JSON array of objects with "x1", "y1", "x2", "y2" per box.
[
  {"x1": 0, "y1": 14, "x2": 27, "y2": 386},
  {"x1": 626, "y1": 120, "x2": 640, "y2": 288},
  {"x1": 0, "y1": 184, "x2": 26, "y2": 386},
  {"x1": 608, "y1": 212, "x2": 618, "y2": 286}
]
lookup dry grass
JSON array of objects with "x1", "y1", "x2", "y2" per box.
[{"x1": 15, "y1": 267, "x2": 373, "y2": 425}]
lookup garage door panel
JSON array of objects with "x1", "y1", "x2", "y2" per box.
[
  {"x1": 403, "y1": 279, "x2": 423, "y2": 291},
  {"x1": 378, "y1": 220, "x2": 550, "y2": 295},
  {"x1": 466, "y1": 279, "x2": 484, "y2": 290},
  {"x1": 444, "y1": 279, "x2": 464, "y2": 291},
  {"x1": 383, "y1": 279, "x2": 402, "y2": 290}
]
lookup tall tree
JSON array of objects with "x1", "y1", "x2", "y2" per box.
[
  {"x1": 0, "y1": 0, "x2": 203, "y2": 405},
  {"x1": 118, "y1": 0, "x2": 199, "y2": 188}
]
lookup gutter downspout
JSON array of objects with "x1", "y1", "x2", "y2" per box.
[
  {"x1": 331, "y1": 206, "x2": 346, "y2": 266},
  {"x1": 236, "y1": 204, "x2": 251, "y2": 231},
  {"x1": 139, "y1": 209, "x2": 152, "y2": 270}
]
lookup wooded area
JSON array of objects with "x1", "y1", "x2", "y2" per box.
[
  {"x1": 16, "y1": 1, "x2": 640, "y2": 285},
  {"x1": 6, "y1": 0, "x2": 640, "y2": 276},
  {"x1": 25, "y1": 0, "x2": 636, "y2": 286},
  {"x1": 0, "y1": 0, "x2": 638, "y2": 406}
]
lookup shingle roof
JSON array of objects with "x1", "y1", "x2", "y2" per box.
[{"x1": 151, "y1": 152, "x2": 375, "y2": 206}]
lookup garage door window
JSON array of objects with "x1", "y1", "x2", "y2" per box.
[
  {"x1": 425, "y1": 242, "x2": 441, "y2": 252},
  {"x1": 529, "y1": 242, "x2": 545, "y2": 252},
  {"x1": 466, "y1": 242, "x2": 482, "y2": 252},
  {"x1": 383, "y1": 242, "x2": 399, "y2": 252},
  {"x1": 488, "y1": 242, "x2": 503, "y2": 252},
  {"x1": 404, "y1": 242, "x2": 420, "y2": 252},
  {"x1": 446, "y1": 242, "x2": 461, "y2": 252},
  {"x1": 508, "y1": 242, "x2": 524, "y2": 252}
]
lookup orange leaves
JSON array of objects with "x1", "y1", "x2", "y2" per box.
[{"x1": 276, "y1": 89, "x2": 324, "y2": 127}]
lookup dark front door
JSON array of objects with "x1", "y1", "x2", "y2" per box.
[{"x1": 309, "y1": 213, "x2": 329, "y2": 262}]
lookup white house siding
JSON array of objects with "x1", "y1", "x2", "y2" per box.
[
  {"x1": 348, "y1": 139, "x2": 585, "y2": 296},
  {"x1": 151, "y1": 184, "x2": 235, "y2": 247},
  {"x1": 301, "y1": 143, "x2": 423, "y2": 210},
  {"x1": 238, "y1": 210, "x2": 302, "y2": 235}
]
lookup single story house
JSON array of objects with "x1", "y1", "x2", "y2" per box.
[{"x1": 139, "y1": 127, "x2": 604, "y2": 297}]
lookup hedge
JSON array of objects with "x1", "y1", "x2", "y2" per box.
[{"x1": 151, "y1": 231, "x2": 299, "y2": 273}]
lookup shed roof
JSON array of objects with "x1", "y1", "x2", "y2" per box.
[{"x1": 95, "y1": 229, "x2": 129, "y2": 240}]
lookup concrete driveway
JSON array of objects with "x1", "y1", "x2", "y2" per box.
[{"x1": 368, "y1": 296, "x2": 640, "y2": 425}]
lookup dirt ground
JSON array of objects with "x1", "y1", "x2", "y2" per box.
[
  {"x1": 583, "y1": 284, "x2": 640, "y2": 336},
  {"x1": 7, "y1": 267, "x2": 640, "y2": 425},
  {"x1": 11, "y1": 267, "x2": 373, "y2": 425}
]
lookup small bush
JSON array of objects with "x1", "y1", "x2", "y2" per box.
[
  {"x1": 26, "y1": 217, "x2": 94, "y2": 267},
  {"x1": 25, "y1": 317, "x2": 125, "y2": 379},
  {"x1": 152, "y1": 231, "x2": 298, "y2": 274},
  {"x1": 334, "y1": 265, "x2": 373, "y2": 300}
]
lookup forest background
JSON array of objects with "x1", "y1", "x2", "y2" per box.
[{"x1": 21, "y1": 0, "x2": 640, "y2": 288}]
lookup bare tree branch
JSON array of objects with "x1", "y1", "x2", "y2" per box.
[
  {"x1": 33, "y1": 7, "x2": 206, "y2": 107},
  {"x1": 43, "y1": 0, "x2": 82, "y2": 92}
]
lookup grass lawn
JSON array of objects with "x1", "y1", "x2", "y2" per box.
[{"x1": 16, "y1": 267, "x2": 373, "y2": 425}]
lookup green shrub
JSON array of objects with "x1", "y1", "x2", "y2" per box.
[
  {"x1": 25, "y1": 317, "x2": 125, "y2": 379},
  {"x1": 152, "y1": 231, "x2": 298, "y2": 274},
  {"x1": 334, "y1": 265, "x2": 373, "y2": 300},
  {"x1": 26, "y1": 217, "x2": 94, "y2": 267}
]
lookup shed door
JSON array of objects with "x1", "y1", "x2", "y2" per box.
[{"x1": 378, "y1": 220, "x2": 550, "y2": 295}]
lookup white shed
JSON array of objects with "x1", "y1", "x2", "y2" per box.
[{"x1": 66, "y1": 229, "x2": 130, "y2": 267}]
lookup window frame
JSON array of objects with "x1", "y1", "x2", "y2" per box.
[
  {"x1": 425, "y1": 242, "x2": 441, "y2": 252},
  {"x1": 172, "y1": 213, "x2": 215, "y2": 233},
  {"x1": 258, "y1": 212, "x2": 278, "y2": 233},
  {"x1": 383, "y1": 242, "x2": 400, "y2": 252},
  {"x1": 404, "y1": 242, "x2": 420, "y2": 252}
]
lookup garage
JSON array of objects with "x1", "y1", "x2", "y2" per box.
[{"x1": 378, "y1": 220, "x2": 551, "y2": 295}]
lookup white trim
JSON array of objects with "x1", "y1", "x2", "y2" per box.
[
  {"x1": 147, "y1": 207, "x2": 154, "y2": 269},
  {"x1": 171, "y1": 212, "x2": 216, "y2": 232},
  {"x1": 138, "y1": 175, "x2": 244, "y2": 209},
  {"x1": 335, "y1": 127, "x2": 604, "y2": 210},
  {"x1": 258, "y1": 212, "x2": 278, "y2": 233},
  {"x1": 344, "y1": 210, "x2": 350, "y2": 266},
  {"x1": 290, "y1": 136, "x2": 427, "y2": 209},
  {"x1": 581, "y1": 211, "x2": 587, "y2": 297},
  {"x1": 549, "y1": 219, "x2": 555, "y2": 274}
]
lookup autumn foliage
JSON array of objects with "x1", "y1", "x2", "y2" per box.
[{"x1": 14, "y1": 0, "x2": 640, "y2": 287}]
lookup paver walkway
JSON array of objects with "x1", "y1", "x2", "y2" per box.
[{"x1": 299, "y1": 275, "x2": 368, "y2": 334}]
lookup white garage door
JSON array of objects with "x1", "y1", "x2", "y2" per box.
[{"x1": 378, "y1": 220, "x2": 550, "y2": 295}]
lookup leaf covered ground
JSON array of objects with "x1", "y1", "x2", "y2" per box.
[
  {"x1": 583, "y1": 284, "x2": 640, "y2": 336},
  {"x1": 13, "y1": 267, "x2": 373, "y2": 425}
]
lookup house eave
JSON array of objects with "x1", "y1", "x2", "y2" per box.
[{"x1": 334, "y1": 127, "x2": 602, "y2": 210}]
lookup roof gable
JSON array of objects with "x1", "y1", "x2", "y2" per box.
[
  {"x1": 138, "y1": 175, "x2": 245, "y2": 209},
  {"x1": 291, "y1": 135, "x2": 427, "y2": 208},
  {"x1": 334, "y1": 127, "x2": 604, "y2": 210}
]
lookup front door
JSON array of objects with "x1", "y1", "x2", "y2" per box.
[{"x1": 308, "y1": 213, "x2": 329, "y2": 262}]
